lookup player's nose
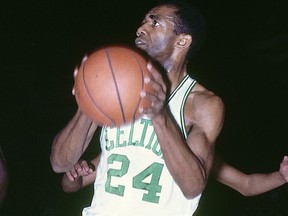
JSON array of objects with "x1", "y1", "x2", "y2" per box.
[{"x1": 136, "y1": 25, "x2": 146, "y2": 37}]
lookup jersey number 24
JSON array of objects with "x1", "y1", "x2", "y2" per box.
[{"x1": 105, "y1": 153, "x2": 164, "y2": 203}]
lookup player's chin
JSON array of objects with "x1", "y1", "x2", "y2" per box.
[{"x1": 135, "y1": 44, "x2": 147, "y2": 51}]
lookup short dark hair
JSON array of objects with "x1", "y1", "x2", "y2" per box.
[{"x1": 158, "y1": 0, "x2": 207, "y2": 59}]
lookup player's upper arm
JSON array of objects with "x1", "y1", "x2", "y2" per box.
[
  {"x1": 193, "y1": 93, "x2": 224, "y2": 141},
  {"x1": 186, "y1": 92, "x2": 225, "y2": 178}
]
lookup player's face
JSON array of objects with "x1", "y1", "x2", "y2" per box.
[{"x1": 135, "y1": 5, "x2": 179, "y2": 62}]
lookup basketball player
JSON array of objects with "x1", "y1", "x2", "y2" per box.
[
  {"x1": 61, "y1": 155, "x2": 288, "y2": 196},
  {"x1": 51, "y1": 2, "x2": 225, "y2": 215}
]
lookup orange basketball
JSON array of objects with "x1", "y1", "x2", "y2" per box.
[{"x1": 74, "y1": 45, "x2": 154, "y2": 126}]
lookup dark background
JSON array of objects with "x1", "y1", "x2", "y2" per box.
[{"x1": 1, "y1": 0, "x2": 288, "y2": 215}]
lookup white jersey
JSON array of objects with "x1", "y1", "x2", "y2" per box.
[{"x1": 83, "y1": 74, "x2": 200, "y2": 216}]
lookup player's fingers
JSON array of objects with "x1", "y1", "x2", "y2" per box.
[
  {"x1": 66, "y1": 171, "x2": 76, "y2": 181},
  {"x1": 144, "y1": 79, "x2": 166, "y2": 107},
  {"x1": 72, "y1": 55, "x2": 88, "y2": 95},
  {"x1": 80, "y1": 160, "x2": 90, "y2": 172},
  {"x1": 81, "y1": 160, "x2": 96, "y2": 173},
  {"x1": 74, "y1": 163, "x2": 83, "y2": 173},
  {"x1": 144, "y1": 77, "x2": 166, "y2": 103},
  {"x1": 88, "y1": 161, "x2": 96, "y2": 173},
  {"x1": 147, "y1": 62, "x2": 167, "y2": 101},
  {"x1": 147, "y1": 61, "x2": 166, "y2": 92},
  {"x1": 81, "y1": 55, "x2": 88, "y2": 64},
  {"x1": 72, "y1": 67, "x2": 79, "y2": 95},
  {"x1": 139, "y1": 90, "x2": 165, "y2": 117},
  {"x1": 73, "y1": 67, "x2": 79, "y2": 79}
]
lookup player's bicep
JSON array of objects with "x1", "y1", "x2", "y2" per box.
[{"x1": 188, "y1": 94, "x2": 224, "y2": 171}]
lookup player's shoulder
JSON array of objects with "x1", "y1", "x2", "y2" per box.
[
  {"x1": 185, "y1": 83, "x2": 224, "y2": 135},
  {"x1": 189, "y1": 83, "x2": 224, "y2": 111}
]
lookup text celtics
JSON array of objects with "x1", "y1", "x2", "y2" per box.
[{"x1": 103, "y1": 117, "x2": 164, "y2": 159}]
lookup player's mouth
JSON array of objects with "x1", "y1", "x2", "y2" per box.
[{"x1": 135, "y1": 38, "x2": 146, "y2": 47}]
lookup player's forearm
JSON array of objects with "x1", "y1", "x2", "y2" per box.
[
  {"x1": 50, "y1": 109, "x2": 97, "y2": 173},
  {"x1": 241, "y1": 171, "x2": 286, "y2": 196},
  {"x1": 152, "y1": 112, "x2": 207, "y2": 198}
]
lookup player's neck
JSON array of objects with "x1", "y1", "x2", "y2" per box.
[{"x1": 167, "y1": 64, "x2": 188, "y2": 93}]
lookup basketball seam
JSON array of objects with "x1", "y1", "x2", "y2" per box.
[
  {"x1": 82, "y1": 59, "x2": 115, "y2": 126},
  {"x1": 105, "y1": 48, "x2": 126, "y2": 124}
]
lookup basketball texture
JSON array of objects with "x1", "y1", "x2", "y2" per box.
[{"x1": 74, "y1": 46, "x2": 154, "y2": 126}]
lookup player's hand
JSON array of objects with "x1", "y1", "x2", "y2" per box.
[
  {"x1": 140, "y1": 60, "x2": 167, "y2": 118},
  {"x1": 279, "y1": 156, "x2": 288, "y2": 183},
  {"x1": 65, "y1": 159, "x2": 95, "y2": 182},
  {"x1": 72, "y1": 55, "x2": 88, "y2": 96}
]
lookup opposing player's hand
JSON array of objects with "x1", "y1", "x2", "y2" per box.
[
  {"x1": 65, "y1": 159, "x2": 95, "y2": 182},
  {"x1": 140, "y1": 60, "x2": 167, "y2": 118},
  {"x1": 280, "y1": 156, "x2": 288, "y2": 183}
]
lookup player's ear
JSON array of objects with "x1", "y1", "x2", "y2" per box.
[{"x1": 175, "y1": 34, "x2": 192, "y2": 50}]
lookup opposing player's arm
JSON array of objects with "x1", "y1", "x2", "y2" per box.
[
  {"x1": 214, "y1": 155, "x2": 288, "y2": 196},
  {"x1": 152, "y1": 91, "x2": 224, "y2": 198}
]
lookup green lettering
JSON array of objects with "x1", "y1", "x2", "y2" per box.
[
  {"x1": 145, "y1": 131, "x2": 156, "y2": 150},
  {"x1": 115, "y1": 128, "x2": 127, "y2": 148},
  {"x1": 139, "y1": 118, "x2": 152, "y2": 147},
  {"x1": 152, "y1": 140, "x2": 162, "y2": 156},
  {"x1": 128, "y1": 121, "x2": 139, "y2": 146},
  {"x1": 105, "y1": 128, "x2": 114, "y2": 151}
]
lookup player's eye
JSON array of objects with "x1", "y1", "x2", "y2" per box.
[{"x1": 152, "y1": 20, "x2": 160, "y2": 27}]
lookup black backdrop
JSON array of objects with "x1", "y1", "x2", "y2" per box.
[{"x1": 1, "y1": 0, "x2": 288, "y2": 215}]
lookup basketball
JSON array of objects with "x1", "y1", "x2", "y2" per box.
[{"x1": 74, "y1": 45, "x2": 155, "y2": 126}]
